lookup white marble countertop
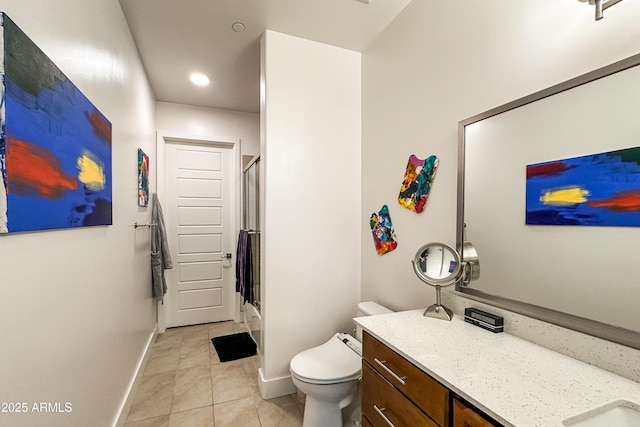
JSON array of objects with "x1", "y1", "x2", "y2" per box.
[{"x1": 354, "y1": 309, "x2": 640, "y2": 427}]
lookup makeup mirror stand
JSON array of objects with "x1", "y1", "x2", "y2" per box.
[{"x1": 424, "y1": 285, "x2": 454, "y2": 320}]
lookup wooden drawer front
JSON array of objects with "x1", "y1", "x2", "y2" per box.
[
  {"x1": 362, "y1": 415, "x2": 374, "y2": 427},
  {"x1": 452, "y1": 397, "x2": 499, "y2": 427},
  {"x1": 363, "y1": 332, "x2": 449, "y2": 426},
  {"x1": 362, "y1": 361, "x2": 439, "y2": 427}
]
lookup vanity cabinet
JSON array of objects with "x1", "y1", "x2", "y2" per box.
[
  {"x1": 362, "y1": 332, "x2": 501, "y2": 427},
  {"x1": 362, "y1": 362, "x2": 440, "y2": 426},
  {"x1": 362, "y1": 331, "x2": 449, "y2": 426},
  {"x1": 452, "y1": 397, "x2": 497, "y2": 427}
]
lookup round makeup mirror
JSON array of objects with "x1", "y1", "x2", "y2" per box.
[
  {"x1": 412, "y1": 242, "x2": 479, "y2": 321},
  {"x1": 412, "y1": 242, "x2": 461, "y2": 285}
]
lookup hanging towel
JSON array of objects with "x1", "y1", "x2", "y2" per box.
[
  {"x1": 151, "y1": 193, "x2": 173, "y2": 299},
  {"x1": 235, "y1": 230, "x2": 254, "y2": 304}
]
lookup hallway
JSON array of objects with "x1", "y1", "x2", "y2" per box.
[{"x1": 124, "y1": 321, "x2": 303, "y2": 427}]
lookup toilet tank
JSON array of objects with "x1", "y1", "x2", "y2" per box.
[
  {"x1": 357, "y1": 301, "x2": 393, "y2": 317},
  {"x1": 355, "y1": 301, "x2": 393, "y2": 342}
]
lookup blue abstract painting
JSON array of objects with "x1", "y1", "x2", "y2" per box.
[
  {"x1": 0, "y1": 13, "x2": 112, "y2": 233},
  {"x1": 526, "y1": 146, "x2": 640, "y2": 226}
]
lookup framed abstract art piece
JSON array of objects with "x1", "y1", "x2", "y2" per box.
[
  {"x1": 370, "y1": 204, "x2": 398, "y2": 255},
  {"x1": 526, "y1": 146, "x2": 640, "y2": 227},
  {"x1": 398, "y1": 154, "x2": 438, "y2": 213},
  {"x1": 0, "y1": 13, "x2": 112, "y2": 233},
  {"x1": 138, "y1": 148, "x2": 149, "y2": 207}
]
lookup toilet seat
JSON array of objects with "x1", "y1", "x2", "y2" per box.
[{"x1": 290, "y1": 333, "x2": 362, "y2": 385}]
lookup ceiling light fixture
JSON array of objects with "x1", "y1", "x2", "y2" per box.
[
  {"x1": 578, "y1": 0, "x2": 624, "y2": 20},
  {"x1": 231, "y1": 22, "x2": 245, "y2": 32},
  {"x1": 190, "y1": 73, "x2": 210, "y2": 87}
]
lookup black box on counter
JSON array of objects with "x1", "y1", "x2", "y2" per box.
[{"x1": 464, "y1": 307, "x2": 504, "y2": 333}]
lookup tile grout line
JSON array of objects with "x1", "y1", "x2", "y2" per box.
[{"x1": 126, "y1": 321, "x2": 303, "y2": 427}]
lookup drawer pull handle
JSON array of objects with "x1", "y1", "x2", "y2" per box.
[
  {"x1": 373, "y1": 405, "x2": 396, "y2": 427},
  {"x1": 374, "y1": 358, "x2": 407, "y2": 385}
]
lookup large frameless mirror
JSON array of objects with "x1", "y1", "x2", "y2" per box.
[{"x1": 457, "y1": 53, "x2": 640, "y2": 350}]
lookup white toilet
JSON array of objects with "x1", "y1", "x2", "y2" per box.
[{"x1": 289, "y1": 302, "x2": 393, "y2": 427}]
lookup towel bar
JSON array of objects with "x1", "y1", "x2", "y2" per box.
[{"x1": 134, "y1": 222, "x2": 157, "y2": 228}]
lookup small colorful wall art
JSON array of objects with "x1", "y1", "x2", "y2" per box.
[
  {"x1": 0, "y1": 13, "x2": 112, "y2": 233},
  {"x1": 138, "y1": 148, "x2": 149, "y2": 207},
  {"x1": 526, "y1": 146, "x2": 640, "y2": 226},
  {"x1": 398, "y1": 154, "x2": 439, "y2": 213},
  {"x1": 370, "y1": 205, "x2": 398, "y2": 255}
]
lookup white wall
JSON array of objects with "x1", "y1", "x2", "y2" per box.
[
  {"x1": 361, "y1": 0, "x2": 640, "y2": 311},
  {"x1": 260, "y1": 30, "x2": 361, "y2": 396},
  {"x1": 0, "y1": 2, "x2": 157, "y2": 427},
  {"x1": 156, "y1": 102, "x2": 259, "y2": 158}
]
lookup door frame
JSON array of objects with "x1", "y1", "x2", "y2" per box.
[{"x1": 156, "y1": 130, "x2": 242, "y2": 333}]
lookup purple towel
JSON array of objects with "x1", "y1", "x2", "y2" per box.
[{"x1": 236, "y1": 230, "x2": 254, "y2": 304}]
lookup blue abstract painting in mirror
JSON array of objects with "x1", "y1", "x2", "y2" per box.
[
  {"x1": 526, "y1": 146, "x2": 640, "y2": 226},
  {"x1": 0, "y1": 13, "x2": 112, "y2": 233}
]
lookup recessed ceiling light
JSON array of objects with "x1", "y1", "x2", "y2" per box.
[
  {"x1": 190, "y1": 73, "x2": 210, "y2": 87},
  {"x1": 232, "y1": 22, "x2": 245, "y2": 32}
]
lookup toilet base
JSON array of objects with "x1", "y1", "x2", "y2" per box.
[
  {"x1": 342, "y1": 382, "x2": 363, "y2": 426},
  {"x1": 292, "y1": 376, "x2": 357, "y2": 427},
  {"x1": 302, "y1": 395, "x2": 344, "y2": 427}
]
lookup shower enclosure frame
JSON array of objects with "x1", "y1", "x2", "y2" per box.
[{"x1": 242, "y1": 155, "x2": 262, "y2": 353}]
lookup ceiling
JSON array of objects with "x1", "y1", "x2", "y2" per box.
[{"x1": 118, "y1": 0, "x2": 412, "y2": 114}]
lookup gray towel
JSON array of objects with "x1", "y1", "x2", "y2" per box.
[{"x1": 151, "y1": 193, "x2": 173, "y2": 299}]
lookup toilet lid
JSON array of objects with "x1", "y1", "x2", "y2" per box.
[{"x1": 290, "y1": 333, "x2": 362, "y2": 384}]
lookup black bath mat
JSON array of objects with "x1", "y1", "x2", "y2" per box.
[{"x1": 211, "y1": 332, "x2": 257, "y2": 362}]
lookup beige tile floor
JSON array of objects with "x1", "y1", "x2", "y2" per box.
[{"x1": 124, "y1": 321, "x2": 303, "y2": 427}]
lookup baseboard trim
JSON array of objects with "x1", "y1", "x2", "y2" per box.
[
  {"x1": 113, "y1": 324, "x2": 158, "y2": 427},
  {"x1": 258, "y1": 368, "x2": 297, "y2": 399}
]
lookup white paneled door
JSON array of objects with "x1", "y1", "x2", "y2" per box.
[{"x1": 165, "y1": 141, "x2": 235, "y2": 327}]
